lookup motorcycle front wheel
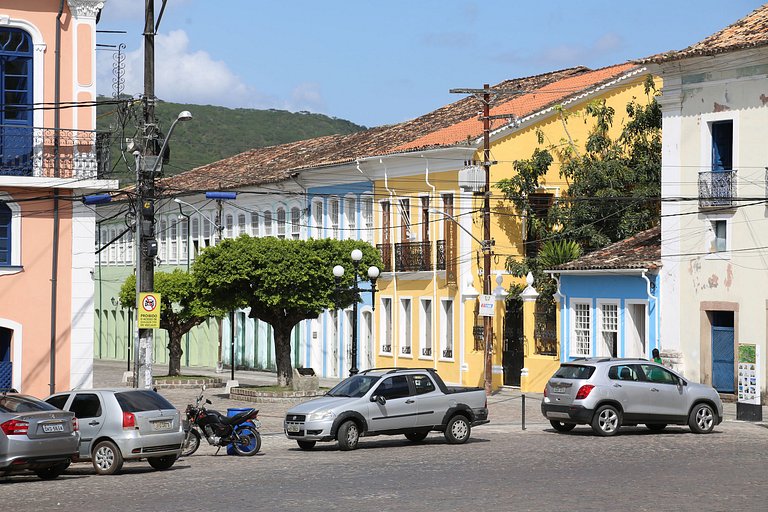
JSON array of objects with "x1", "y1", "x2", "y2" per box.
[
  {"x1": 181, "y1": 428, "x2": 201, "y2": 457},
  {"x1": 232, "y1": 425, "x2": 261, "y2": 456}
]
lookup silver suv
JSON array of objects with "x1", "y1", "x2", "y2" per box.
[{"x1": 541, "y1": 358, "x2": 723, "y2": 436}]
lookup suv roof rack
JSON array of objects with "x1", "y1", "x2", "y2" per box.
[{"x1": 359, "y1": 367, "x2": 439, "y2": 375}]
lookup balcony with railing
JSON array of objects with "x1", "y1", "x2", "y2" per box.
[
  {"x1": 394, "y1": 241, "x2": 431, "y2": 272},
  {"x1": 0, "y1": 125, "x2": 111, "y2": 179},
  {"x1": 436, "y1": 239, "x2": 446, "y2": 270},
  {"x1": 699, "y1": 169, "x2": 735, "y2": 208}
]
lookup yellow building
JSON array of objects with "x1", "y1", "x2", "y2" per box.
[{"x1": 367, "y1": 64, "x2": 657, "y2": 392}]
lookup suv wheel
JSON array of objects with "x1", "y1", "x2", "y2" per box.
[
  {"x1": 550, "y1": 420, "x2": 576, "y2": 432},
  {"x1": 337, "y1": 420, "x2": 360, "y2": 451},
  {"x1": 689, "y1": 403, "x2": 716, "y2": 434},
  {"x1": 444, "y1": 415, "x2": 471, "y2": 444},
  {"x1": 92, "y1": 440, "x2": 124, "y2": 475},
  {"x1": 591, "y1": 405, "x2": 621, "y2": 436}
]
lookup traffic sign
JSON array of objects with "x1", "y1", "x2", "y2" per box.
[{"x1": 138, "y1": 292, "x2": 161, "y2": 329}]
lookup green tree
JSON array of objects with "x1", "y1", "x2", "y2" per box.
[
  {"x1": 193, "y1": 236, "x2": 382, "y2": 387},
  {"x1": 497, "y1": 75, "x2": 661, "y2": 252},
  {"x1": 119, "y1": 269, "x2": 224, "y2": 376}
]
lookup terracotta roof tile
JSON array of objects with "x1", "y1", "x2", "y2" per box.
[
  {"x1": 642, "y1": 5, "x2": 768, "y2": 63},
  {"x1": 550, "y1": 226, "x2": 661, "y2": 271},
  {"x1": 160, "y1": 64, "x2": 640, "y2": 192}
]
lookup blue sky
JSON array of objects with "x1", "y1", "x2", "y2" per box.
[{"x1": 96, "y1": 0, "x2": 766, "y2": 127}]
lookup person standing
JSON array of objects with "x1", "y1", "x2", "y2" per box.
[{"x1": 652, "y1": 348, "x2": 663, "y2": 364}]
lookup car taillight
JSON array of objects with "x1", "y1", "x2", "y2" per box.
[
  {"x1": 72, "y1": 417, "x2": 79, "y2": 432},
  {"x1": 1, "y1": 419, "x2": 29, "y2": 435},
  {"x1": 122, "y1": 412, "x2": 136, "y2": 429},
  {"x1": 575, "y1": 385, "x2": 595, "y2": 400},
  {"x1": 543, "y1": 387, "x2": 548, "y2": 398}
]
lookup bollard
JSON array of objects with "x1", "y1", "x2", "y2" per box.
[{"x1": 521, "y1": 393, "x2": 526, "y2": 431}]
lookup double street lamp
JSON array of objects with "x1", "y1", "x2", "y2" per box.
[{"x1": 333, "y1": 249, "x2": 380, "y2": 376}]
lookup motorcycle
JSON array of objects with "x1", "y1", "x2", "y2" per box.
[{"x1": 181, "y1": 385, "x2": 262, "y2": 457}]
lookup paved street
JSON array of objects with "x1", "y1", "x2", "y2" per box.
[{"x1": 3, "y1": 362, "x2": 767, "y2": 511}]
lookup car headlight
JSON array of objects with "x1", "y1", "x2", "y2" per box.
[{"x1": 308, "y1": 410, "x2": 336, "y2": 421}]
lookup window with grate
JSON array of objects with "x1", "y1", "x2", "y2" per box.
[
  {"x1": 263, "y1": 210, "x2": 273, "y2": 236},
  {"x1": 329, "y1": 198, "x2": 339, "y2": 239},
  {"x1": 573, "y1": 303, "x2": 591, "y2": 356},
  {"x1": 362, "y1": 195, "x2": 374, "y2": 244},
  {"x1": 313, "y1": 201, "x2": 323, "y2": 238},
  {"x1": 345, "y1": 196, "x2": 356, "y2": 239},
  {"x1": 169, "y1": 220, "x2": 178, "y2": 262},
  {"x1": 225, "y1": 214, "x2": 234, "y2": 239},
  {"x1": 291, "y1": 207, "x2": 301, "y2": 239},
  {"x1": 277, "y1": 208, "x2": 286, "y2": 239},
  {"x1": 250, "y1": 212, "x2": 259, "y2": 237},
  {"x1": 0, "y1": 29, "x2": 33, "y2": 176}
]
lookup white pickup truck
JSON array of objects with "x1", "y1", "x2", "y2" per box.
[{"x1": 283, "y1": 367, "x2": 489, "y2": 450}]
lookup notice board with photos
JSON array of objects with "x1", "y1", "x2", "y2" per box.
[{"x1": 737, "y1": 343, "x2": 761, "y2": 404}]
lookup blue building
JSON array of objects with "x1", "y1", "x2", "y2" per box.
[{"x1": 546, "y1": 227, "x2": 661, "y2": 361}]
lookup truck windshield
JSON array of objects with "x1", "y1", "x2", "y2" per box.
[{"x1": 326, "y1": 375, "x2": 381, "y2": 398}]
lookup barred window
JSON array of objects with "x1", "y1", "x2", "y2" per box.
[
  {"x1": 345, "y1": 196, "x2": 356, "y2": 239},
  {"x1": 329, "y1": 198, "x2": 339, "y2": 239},
  {"x1": 291, "y1": 207, "x2": 301, "y2": 239},
  {"x1": 277, "y1": 208, "x2": 286, "y2": 239},
  {"x1": 362, "y1": 195, "x2": 374, "y2": 244},
  {"x1": 263, "y1": 211, "x2": 273, "y2": 236},
  {"x1": 250, "y1": 212, "x2": 259, "y2": 237},
  {"x1": 237, "y1": 213, "x2": 246, "y2": 236},
  {"x1": 313, "y1": 201, "x2": 323, "y2": 238},
  {"x1": 601, "y1": 303, "x2": 618, "y2": 357}
]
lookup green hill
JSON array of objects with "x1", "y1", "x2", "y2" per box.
[{"x1": 96, "y1": 97, "x2": 366, "y2": 186}]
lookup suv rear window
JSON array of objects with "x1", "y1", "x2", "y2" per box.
[
  {"x1": 553, "y1": 364, "x2": 595, "y2": 380},
  {"x1": 115, "y1": 390, "x2": 175, "y2": 412}
]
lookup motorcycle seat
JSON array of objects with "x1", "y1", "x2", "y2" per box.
[{"x1": 220, "y1": 409, "x2": 258, "y2": 425}]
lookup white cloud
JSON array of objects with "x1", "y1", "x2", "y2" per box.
[{"x1": 97, "y1": 29, "x2": 330, "y2": 115}]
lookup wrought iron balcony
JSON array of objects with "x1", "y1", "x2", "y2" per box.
[
  {"x1": 442, "y1": 348, "x2": 453, "y2": 358},
  {"x1": 699, "y1": 169, "x2": 735, "y2": 208},
  {"x1": 436, "y1": 239, "x2": 446, "y2": 270},
  {"x1": 395, "y1": 241, "x2": 431, "y2": 272},
  {"x1": 381, "y1": 344, "x2": 392, "y2": 353},
  {"x1": 0, "y1": 125, "x2": 111, "y2": 179},
  {"x1": 401, "y1": 346, "x2": 411, "y2": 355},
  {"x1": 421, "y1": 347, "x2": 432, "y2": 357},
  {"x1": 376, "y1": 244, "x2": 392, "y2": 272}
]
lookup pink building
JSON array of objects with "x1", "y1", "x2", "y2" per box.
[{"x1": 0, "y1": 0, "x2": 116, "y2": 397}]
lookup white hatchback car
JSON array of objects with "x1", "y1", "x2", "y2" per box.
[{"x1": 46, "y1": 388, "x2": 184, "y2": 474}]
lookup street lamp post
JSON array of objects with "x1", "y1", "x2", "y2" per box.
[
  {"x1": 175, "y1": 204, "x2": 191, "y2": 367},
  {"x1": 333, "y1": 249, "x2": 380, "y2": 376}
]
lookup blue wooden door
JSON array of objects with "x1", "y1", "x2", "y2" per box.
[
  {"x1": 0, "y1": 328, "x2": 12, "y2": 390},
  {"x1": 712, "y1": 326, "x2": 734, "y2": 393}
]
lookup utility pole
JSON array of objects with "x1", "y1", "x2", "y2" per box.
[
  {"x1": 450, "y1": 83, "x2": 522, "y2": 395},
  {"x1": 136, "y1": 0, "x2": 158, "y2": 389},
  {"x1": 481, "y1": 84, "x2": 493, "y2": 396}
]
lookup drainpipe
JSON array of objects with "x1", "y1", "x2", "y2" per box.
[
  {"x1": 423, "y1": 157, "x2": 438, "y2": 371},
  {"x1": 641, "y1": 270, "x2": 658, "y2": 358},
  {"x1": 382, "y1": 158, "x2": 397, "y2": 367},
  {"x1": 49, "y1": 0, "x2": 65, "y2": 394},
  {"x1": 552, "y1": 275, "x2": 566, "y2": 362}
]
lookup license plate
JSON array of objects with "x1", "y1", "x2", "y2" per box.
[
  {"x1": 152, "y1": 420, "x2": 172, "y2": 431},
  {"x1": 548, "y1": 412, "x2": 571, "y2": 419},
  {"x1": 42, "y1": 423, "x2": 65, "y2": 433},
  {"x1": 553, "y1": 387, "x2": 565, "y2": 393},
  {"x1": 286, "y1": 423, "x2": 300, "y2": 433}
]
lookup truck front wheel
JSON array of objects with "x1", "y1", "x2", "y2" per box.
[{"x1": 444, "y1": 415, "x2": 471, "y2": 444}]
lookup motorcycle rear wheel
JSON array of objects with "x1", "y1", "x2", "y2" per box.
[
  {"x1": 181, "y1": 428, "x2": 201, "y2": 457},
  {"x1": 232, "y1": 426, "x2": 261, "y2": 456}
]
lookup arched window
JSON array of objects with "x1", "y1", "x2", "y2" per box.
[
  {"x1": 291, "y1": 207, "x2": 301, "y2": 239},
  {"x1": 250, "y1": 212, "x2": 260, "y2": 237},
  {"x1": 0, "y1": 202, "x2": 12, "y2": 265},
  {"x1": 276, "y1": 208, "x2": 286, "y2": 239},
  {"x1": 263, "y1": 210, "x2": 273, "y2": 236},
  {"x1": 225, "y1": 214, "x2": 234, "y2": 238},
  {"x1": 0, "y1": 28, "x2": 33, "y2": 177},
  {"x1": 237, "y1": 213, "x2": 246, "y2": 236}
]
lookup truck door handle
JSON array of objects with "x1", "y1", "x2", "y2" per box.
[
  {"x1": 88, "y1": 421, "x2": 100, "y2": 426},
  {"x1": 405, "y1": 399, "x2": 415, "y2": 404}
]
